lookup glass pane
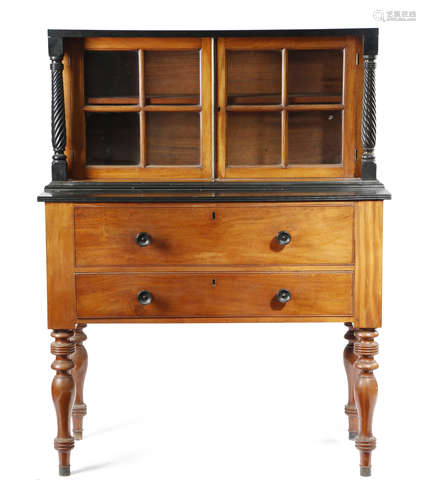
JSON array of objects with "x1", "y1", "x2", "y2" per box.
[
  {"x1": 86, "y1": 112, "x2": 140, "y2": 165},
  {"x1": 84, "y1": 51, "x2": 139, "y2": 103},
  {"x1": 287, "y1": 111, "x2": 342, "y2": 164},
  {"x1": 144, "y1": 51, "x2": 200, "y2": 105},
  {"x1": 146, "y1": 112, "x2": 200, "y2": 165},
  {"x1": 287, "y1": 50, "x2": 343, "y2": 104},
  {"x1": 227, "y1": 112, "x2": 282, "y2": 166},
  {"x1": 227, "y1": 51, "x2": 282, "y2": 104}
]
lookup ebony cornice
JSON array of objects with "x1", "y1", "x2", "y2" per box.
[
  {"x1": 38, "y1": 180, "x2": 390, "y2": 203},
  {"x1": 48, "y1": 28, "x2": 379, "y2": 55}
]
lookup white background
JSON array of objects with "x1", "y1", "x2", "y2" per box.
[{"x1": 0, "y1": 1, "x2": 424, "y2": 498}]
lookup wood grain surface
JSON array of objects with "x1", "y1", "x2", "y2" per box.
[{"x1": 75, "y1": 203, "x2": 354, "y2": 266}]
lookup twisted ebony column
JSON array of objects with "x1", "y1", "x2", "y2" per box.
[
  {"x1": 49, "y1": 37, "x2": 68, "y2": 181},
  {"x1": 361, "y1": 55, "x2": 377, "y2": 180}
]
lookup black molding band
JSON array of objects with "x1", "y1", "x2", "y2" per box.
[
  {"x1": 47, "y1": 28, "x2": 379, "y2": 55},
  {"x1": 38, "y1": 180, "x2": 391, "y2": 203}
]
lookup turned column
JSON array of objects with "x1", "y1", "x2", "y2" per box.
[
  {"x1": 354, "y1": 328, "x2": 379, "y2": 477},
  {"x1": 49, "y1": 36, "x2": 68, "y2": 181},
  {"x1": 71, "y1": 323, "x2": 88, "y2": 440},
  {"x1": 361, "y1": 54, "x2": 377, "y2": 180},
  {"x1": 51, "y1": 330, "x2": 75, "y2": 476},
  {"x1": 343, "y1": 322, "x2": 358, "y2": 440}
]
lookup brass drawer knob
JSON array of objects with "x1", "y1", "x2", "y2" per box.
[
  {"x1": 137, "y1": 290, "x2": 153, "y2": 305},
  {"x1": 136, "y1": 232, "x2": 151, "y2": 247},
  {"x1": 276, "y1": 289, "x2": 291, "y2": 304},
  {"x1": 276, "y1": 231, "x2": 291, "y2": 246}
]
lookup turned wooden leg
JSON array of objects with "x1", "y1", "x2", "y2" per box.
[
  {"x1": 71, "y1": 323, "x2": 88, "y2": 440},
  {"x1": 51, "y1": 330, "x2": 76, "y2": 476},
  {"x1": 343, "y1": 322, "x2": 358, "y2": 440},
  {"x1": 354, "y1": 328, "x2": 379, "y2": 477}
]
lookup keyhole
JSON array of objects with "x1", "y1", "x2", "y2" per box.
[
  {"x1": 212, "y1": 211, "x2": 216, "y2": 220},
  {"x1": 212, "y1": 278, "x2": 216, "y2": 287}
]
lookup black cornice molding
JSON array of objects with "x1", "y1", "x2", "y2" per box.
[
  {"x1": 38, "y1": 179, "x2": 391, "y2": 203},
  {"x1": 47, "y1": 28, "x2": 379, "y2": 55}
]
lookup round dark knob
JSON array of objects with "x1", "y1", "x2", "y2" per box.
[
  {"x1": 276, "y1": 289, "x2": 291, "y2": 304},
  {"x1": 137, "y1": 290, "x2": 153, "y2": 305},
  {"x1": 276, "y1": 231, "x2": 291, "y2": 246},
  {"x1": 136, "y1": 232, "x2": 151, "y2": 247}
]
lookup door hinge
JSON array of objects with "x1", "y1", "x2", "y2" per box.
[
  {"x1": 354, "y1": 148, "x2": 358, "y2": 161},
  {"x1": 355, "y1": 52, "x2": 359, "y2": 66}
]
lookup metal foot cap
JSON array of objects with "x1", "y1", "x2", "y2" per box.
[
  {"x1": 74, "y1": 431, "x2": 83, "y2": 440},
  {"x1": 349, "y1": 431, "x2": 357, "y2": 441},
  {"x1": 59, "y1": 465, "x2": 71, "y2": 476},
  {"x1": 360, "y1": 466, "x2": 371, "y2": 477}
]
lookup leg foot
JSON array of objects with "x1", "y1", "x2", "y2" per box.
[
  {"x1": 343, "y1": 323, "x2": 359, "y2": 440},
  {"x1": 349, "y1": 431, "x2": 357, "y2": 441},
  {"x1": 51, "y1": 330, "x2": 75, "y2": 476},
  {"x1": 360, "y1": 465, "x2": 371, "y2": 477},
  {"x1": 73, "y1": 430, "x2": 83, "y2": 440},
  {"x1": 354, "y1": 328, "x2": 379, "y2": 477},
  {"x1": 59, "y1": 465, "x2": 71, "y2": 477},
  {"x1": 71, "y1": 324, "x2": 88, "y2": 440}
]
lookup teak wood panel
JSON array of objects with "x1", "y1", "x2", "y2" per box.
[
  {"x1": 354, "y1": 201, "x2": 383, "y2": 328},
  {"x1": 45, "y1": 204, "x2": 76, "y2": 329},
  {"x1": 74, "y1": 204, "x2": 355, "y2": 267},
  {"x1": 75, "y1": 272, "x2": 353, "y2": 319}
]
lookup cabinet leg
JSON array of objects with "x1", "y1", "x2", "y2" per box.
[
  {"x1": 71, "y1": 323, "x2": 88, "y2": 440},
  {"x1": 51, "y1": 330, "x2": 75, "y2": 476},
  {"x1": 343, "y1": 322, "x2": 358, "y2": 440},
  {"x1": 354, "y1": 328, "x2": 379, "y2": 477}
]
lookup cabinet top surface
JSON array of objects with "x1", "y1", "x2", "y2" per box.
[
  {"x1": 48, "y1": 28, "x2": 378, "y2": 52},
  {"x1": 48, "y1": 28, "x2": 377, "y2": 38}
]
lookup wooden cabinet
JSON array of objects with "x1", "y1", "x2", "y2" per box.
[{"x1": 40, "y1": 29, "x2": 389, "y2": 478}]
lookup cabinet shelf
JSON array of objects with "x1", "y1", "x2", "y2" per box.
[
  {"x1": 227, "y1": 94, "x2": 282, "y2": 105},
  {"x1": 225, "y1": 105, "x2": 283, "y2": 112},
  {"x1": 227, "y1": 94, "x2": 342, "y2": 106},
  {"x1": 225, "y1": 104, "x2": 344, "y2": 112},
  {"x1": 83, "y1": 105, "x2": 141, "y2": 112},
  {"x1": 286, "y1": 104, "x2": 344, "y2": 111},
  {"x1": 145, "y1": 95, "x2": 200, "y2": 105},
  {"x1": 86, "y1": 97, "x2": 140, "y2": 105},
  {"x1": 287, "y1": 94, "x2": 342, "y2": 104}
]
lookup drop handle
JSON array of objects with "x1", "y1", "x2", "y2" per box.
[
  {"x1": 276, "y1": 231, "x2": 291, "y2": 246},
  {"x1": 137, "y1": 290, "x2": 153, "y2": 305},
  {"x1": 276, "y1": 289, "x2": 291, "y2": 304},
  {"x1": 136, "y1": 232, "x2": 151, "y2": 247}
]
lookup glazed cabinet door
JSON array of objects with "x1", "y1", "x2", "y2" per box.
[
  {"x1": 217, "y1": 37, "x2": 362, "y2": 180},
  {"x1": 65, "y1": 37, "x2": 212, "y2": 180}
]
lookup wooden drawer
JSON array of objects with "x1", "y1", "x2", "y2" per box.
[
  {"x1": 76, "y1": 272, "x2": 353, "y2": 318},
  {"x1": 74, "y1": 204, "x2": 354, "y2": 266}
]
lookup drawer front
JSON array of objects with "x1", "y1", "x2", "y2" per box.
[
  {"x1": 76, "y1": 272, "x2": 353, "y2": 318},
  {"x1": 75, "y1": 205, "x2": 354, "y2": 266}
]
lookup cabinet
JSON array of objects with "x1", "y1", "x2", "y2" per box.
[{"x1": 39, "y1": 29, "x2": 390, "y2": 477}]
